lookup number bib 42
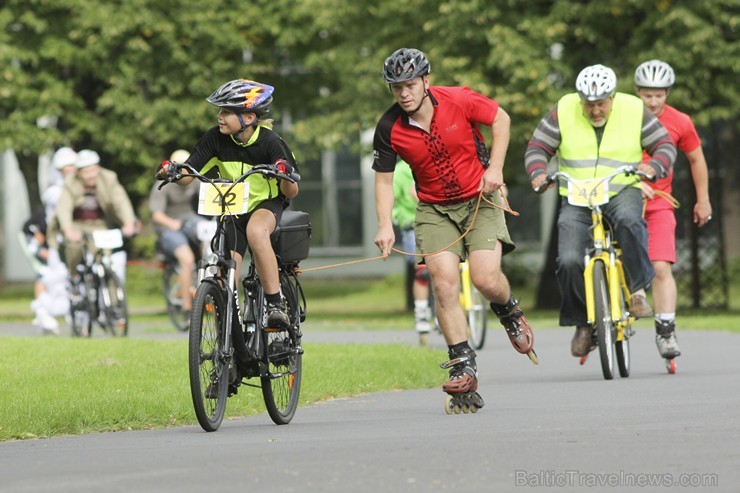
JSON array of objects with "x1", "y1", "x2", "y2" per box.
[{"x1": 198, "y1": 182, "x2": 250, "y2": 216}]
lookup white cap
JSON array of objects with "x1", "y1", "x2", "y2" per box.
[
  {"x1": 51, "y1": 147, "x2": 77, "y2": 169},
  {"x1": 76, "y1": 149, "x2": 100, "y2": 168},
  {"x1": 169, "y1": 149, "x2": 190, "y2": 163}
]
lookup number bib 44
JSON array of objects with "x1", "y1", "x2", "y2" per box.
[
  {"x1": 567, "y1": 179, "x2": 609, "y2": 207},
  {"x1": 198, "y1": 182, "x2": 250, "y2": 216}
]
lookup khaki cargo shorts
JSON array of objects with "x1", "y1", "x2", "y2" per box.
[{"x1": 414, "y1": 192, "x2": 515, "y2": 262}]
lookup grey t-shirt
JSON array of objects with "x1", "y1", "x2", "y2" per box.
[{"x1": 149, "y1": 180, "x2": 200, "y2": 232}]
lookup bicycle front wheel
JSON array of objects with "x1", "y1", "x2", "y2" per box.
[
  {"x1": 466, "y1": 286, "x2": 488, "y2": 350},
  {"x1": 69, "y1": 273, "x2": 92, "y2": 338},
  {"x1": 189, "y1": 281, "x2": 228, "y2": 432},
  {"x1": 100, "y1": 267, "x2": 128, "y2": 337},
  {"x1": 593, "y1": 260, "x2": 616, "y2": 380},
  {"x1": 261, "y1": 270, "x2": 303, "y2": 425}
]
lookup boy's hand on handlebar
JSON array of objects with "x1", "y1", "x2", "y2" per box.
[
  {"x1": 274, "y1": 159, "x2": 293, "y2": 177},
  {"x1": 155, "y1": 160, "x2": 184, "y2": 182},
  {"x1": 155, "y1": 160, "x2": 173, "y2": 181}
]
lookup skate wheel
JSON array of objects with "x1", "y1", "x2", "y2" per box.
[
  {"x1": 462, "y1": 403, "x2": 471, "y2": 414},
  {"x1": 470, "y1": 405, "x2": 479, "y2": 414},
  {"x1": 444, "y1": 395, "x2": 454, "y2": 415},
  {"x1": 579, "y1": 355, "x2": 588, "y2": 365},
  {"x1": 453, "y1": 403, "x2": 462, "y2": 414},
  {"x1": 527, "y1": 350, "x2": 539, "y2": 365},
  {"x1": 666, "y1": 358, "x2": 676, "y2": 374}
]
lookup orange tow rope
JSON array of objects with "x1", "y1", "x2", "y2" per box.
[{"x1": 297, "y1": 188, "x2": 519, "y2": 274}]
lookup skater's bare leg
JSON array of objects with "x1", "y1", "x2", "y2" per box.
[{"x1": 426, "y1": 251, "x2": 467, "y2": 345}]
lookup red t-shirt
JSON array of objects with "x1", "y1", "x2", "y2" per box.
[
  {"x1": 643, "y1": 104, "x2": 701, "y2": 209},
  {"x1": 373, "y1": 86, "x2": 498, "y2": 205}
]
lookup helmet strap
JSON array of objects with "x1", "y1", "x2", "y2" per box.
[
  {"x1": 406, "y1": 75, "x2": 430, "y2": 116},
  {"x1": 235, "y1": 112, "x2": 259, "y2": 136},
  {"x1": 406, "y1": 90, "x2": 429, "y2": 116}
]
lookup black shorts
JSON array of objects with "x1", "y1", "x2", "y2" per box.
[{"x1": 222, "y1": 198, "x2": 285, "y2": 257}]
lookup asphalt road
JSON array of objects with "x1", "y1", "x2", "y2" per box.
[{"x1": 0, "y1": 321, "x2": 738, "y2": 493}]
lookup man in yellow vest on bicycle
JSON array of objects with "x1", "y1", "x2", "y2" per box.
[{"x1": 525, "y1": 64, "x2": 677, "y2": 357}]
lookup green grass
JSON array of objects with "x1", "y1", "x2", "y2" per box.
[
  {"x1": 0, "y1": 337, "x2": 444, "y2": 442},
  {"x1": 1, "y1": 262, "x2": 738, "y2": 442}
]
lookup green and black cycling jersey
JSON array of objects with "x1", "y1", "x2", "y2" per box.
[{"x1": 187, "y1": 124, "x2": 299, "y2": 212}]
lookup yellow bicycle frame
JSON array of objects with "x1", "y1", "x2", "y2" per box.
[
  {"x1": 583, "y1": 210, "x2": 634, "y2": 342},
  {"x1": 459, "y1": 261, "x2": 473, "y2": 310}
]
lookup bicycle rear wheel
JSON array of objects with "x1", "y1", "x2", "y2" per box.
[
  {"x1": 69, "y1": 273, "x2": 92, "y2": 338},
  {"x1": 163, "y1": 263, "x2": 189, "y2": 332},
  {"x1": 466, "y1": 286, "x2": 488, "y2": 350},
  {"x1": 189, "y1": 281, "x2": 229, "y2": 432},
  {"x1": 593, "y1": 260, "x2": 616, "y2": 380},
  {"x1": 100, "y1": 267, "x2": 128, "y2": 337},
  {"x1": 261, "y1": 270, "x2": 303, "y2": 425}
]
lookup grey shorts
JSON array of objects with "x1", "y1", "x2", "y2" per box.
[
  {"x1": 158, "y1": 217, "x2": 204, "y2": 255},
  {"x1": 415, "y1": 193, "x2": 514, "y2": 261}
]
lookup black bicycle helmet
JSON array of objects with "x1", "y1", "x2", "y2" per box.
[
  {"x1": 382, "y1": 48, "x2": 431, "y2": 84},
  {"x1": 206, "y1": 79, "x2": 274, "y2": 116}
]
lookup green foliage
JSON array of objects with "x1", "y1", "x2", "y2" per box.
[{"x1": 1, "y1": 0, "x2": 738, "y2": 206}]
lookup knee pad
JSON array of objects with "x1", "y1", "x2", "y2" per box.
[{"x1": 415, "y1": 266, "x2": 430, "y2": 286}]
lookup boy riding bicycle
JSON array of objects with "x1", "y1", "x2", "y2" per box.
[{"x1": 157, "y1": 79, "x2": 299, "y2": 327}]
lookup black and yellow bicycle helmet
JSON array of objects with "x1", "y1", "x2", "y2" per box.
[{"x1": 206, "y1": 79, "x2": 274, "y2": 116}]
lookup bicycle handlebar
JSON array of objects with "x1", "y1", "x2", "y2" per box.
[
  {"x1": 156, "y1": 161, "x2": 301, "y2": 191},
  {"x1": 533, "y1": 165, "x2": 655, "y2": 194}
]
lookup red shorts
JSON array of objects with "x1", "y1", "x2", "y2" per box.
[{"x1": 645, "y1": 207, "x2": 676, "y2": 263}]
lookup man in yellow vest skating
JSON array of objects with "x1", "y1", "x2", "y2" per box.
[{"x1": 525, "y1": 64, "x2": 676, "y2": 357}]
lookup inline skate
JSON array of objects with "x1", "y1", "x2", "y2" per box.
[
  {"x1": 491, "y1": 296, "x2": 539, "y2": 364},
  {"x1": 440, "y1": 346, "x2": 484, "y2": 414},
  {"x1": 656, "y1": 319, "x2": 681, "y2": 374}
]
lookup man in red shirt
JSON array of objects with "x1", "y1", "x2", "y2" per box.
[
  {"x1": 373, "y1": 48, "x2": 536, "y2": 412},
  {"x1": 634, "y1": 59, "x2": 713, "y2": 363}
]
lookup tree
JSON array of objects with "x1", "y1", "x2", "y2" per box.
[
  {"x1": 0, "y1": 0, "x2": 283, "y2": 209},
  {"x1": 2, "y1": 0, "x2": 737, "y2": 233}
]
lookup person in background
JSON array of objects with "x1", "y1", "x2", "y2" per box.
[
  {"x1": 149, "y1": 149, "x2": 206, "y2": 321},
  {"x1": 52, "y1": 149, "x2": 137, "y2": 286},
  {"x1": 20, "y1": 147, "x2": 78, "y2": 335},
  {"x1": 633, "y1": 59, "x2": 712, "y2": 360},
  {"x1": 392, "y1": 159, "x2": 432, "y2": 346}
]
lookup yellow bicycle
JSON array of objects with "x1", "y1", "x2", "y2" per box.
[{"x1": 540, "y1": 165, "x2": 652, "y2": 380}]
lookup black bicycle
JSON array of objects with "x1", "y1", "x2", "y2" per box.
[
  {"x1": 68, "y1": 229, "x2": 129, "y2": 337},
  {"x1": 157, "y1": 162, "x2": 309, "y2": 431}
]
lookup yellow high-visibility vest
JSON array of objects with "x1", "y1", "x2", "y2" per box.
[{"x1": 557, "y1": 92, "x2": 644, "y2": 196}]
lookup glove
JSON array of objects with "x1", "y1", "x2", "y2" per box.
[
  {"x1": 274, "y1": 159, "x2": 294, "y2": 177},
  {"x1": 155, "y1": 160, "x2": 172, "y2": 181}
]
